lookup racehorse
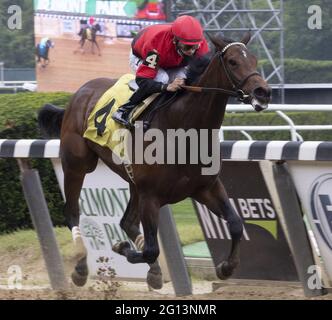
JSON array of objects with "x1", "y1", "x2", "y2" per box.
[
  {"x1": 38, "y1": 33, "x2": 271, "y2": 289},
  {"x1": 75, "y1": 23, "x2": 102, "y2": 56},
  {"x1": 36, "y1": 38, "x2": 54, "y2": 68}
]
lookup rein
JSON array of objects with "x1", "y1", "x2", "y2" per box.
[
  {"x1": 182, "y1": 42, "x2": 260, "y2": 103},
  {"x1": 181, "y1": 85, "x2": 241, "y2": 97}
]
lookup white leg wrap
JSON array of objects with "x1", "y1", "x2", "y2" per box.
[
  {"x1": 135, "y1": 234, "x2": 145, "y2": 251},
  {"x1": 72, "y1": 226, "x2": 87, "y2": 259},
  {"x1": 72, "y1": 226, "x2": 82, "y2": 242}
]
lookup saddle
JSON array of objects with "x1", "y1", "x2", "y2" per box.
[
  {"x1": 86, "y1": 28, "x2": 93, "y2": 40},
  {"x1": 83, "y1": 74, "x2": 159, "y2": 159}
]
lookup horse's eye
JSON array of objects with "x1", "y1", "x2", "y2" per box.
[{"x1": 229, "y1": 59, "x2": 237, "y2": 66}]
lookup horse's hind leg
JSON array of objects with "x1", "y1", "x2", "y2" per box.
[
  {"x1": 193, "y1": 177, "x2": 243, "y2": 280},
  {"x1": 62, "y1": 136, "x2": 98, "y2": 286},
  {"x1": 114, "y1": 187, "x2": 163, "y2": 289}
]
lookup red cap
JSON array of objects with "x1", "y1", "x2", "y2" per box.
[{"x1": 171, "y1": 15, "x2": 204, "y2": 45}]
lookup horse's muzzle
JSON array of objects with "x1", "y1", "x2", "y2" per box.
[{"x1": 251, "y1": 97, "x2": 268, "y2": 112}]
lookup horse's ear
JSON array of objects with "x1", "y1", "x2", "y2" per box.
[
  {"x1": 241, "y1": 31, "x2": 251, "y2": 45},
  {"x1": 206, "y1": 32, "x2": 227, "y2": 51}
]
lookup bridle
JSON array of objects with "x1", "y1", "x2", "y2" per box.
[
  {"x1": 220, "y1": 42, "x2": 260, "y2": 102},
  {"x1": 182, "y1": 42, "x2": 261, "y2": 103}
]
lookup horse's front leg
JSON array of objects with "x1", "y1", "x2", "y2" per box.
[
  {"x1": 193, "y1": 177, "x2": 243, "y2": 279},
  {"x1": 113, "y1": 187, "x2": 163, "y2": 289},
  {"x1": 113, "y1": 196, "x2": 160, "y2": 265}
]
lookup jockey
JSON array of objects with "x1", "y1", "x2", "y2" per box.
[
  {"x1": 112, "y1": 15, "x2": 209, "y2": 127},
  {"x1": 88, "y1": 16, "x2": 95, "y2": 27},
  {"x1": 40, "y1": 37, "x2": 54, "y2": 48}
]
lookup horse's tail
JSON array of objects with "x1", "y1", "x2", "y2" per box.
[{"x1": 38, "y1": 103, "x2": 65, "y2": 138}]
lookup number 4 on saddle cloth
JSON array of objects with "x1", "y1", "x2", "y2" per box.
[{"x1": 83, "y1": 74, "x2": 159, "y2": 160}]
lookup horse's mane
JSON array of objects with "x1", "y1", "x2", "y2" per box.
[
  {"x1": 185, "y1": 34, "x2": 234, "y2": 85},
  {"x1": 185, "y1": 53, "x2": 212, "y2": 85}
]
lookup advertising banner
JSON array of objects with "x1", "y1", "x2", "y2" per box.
[
  {"x1": 34, "y1": 0, "x2": 167, "y2": 20},
  {"x1": 52, "y1": 159, "x2": 149, "y2": 280},
  {"x1": 194, "y1": 161, "x2": 298, "y2": 281},
  {"x1": 288, "y1": 161, "x2": 332, "y2": 282}
]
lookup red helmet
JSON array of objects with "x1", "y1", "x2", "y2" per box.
[{"x1": 171, "y1": 15, "x2": 204, "y2": 45}]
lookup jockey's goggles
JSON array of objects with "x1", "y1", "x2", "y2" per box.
[{"x1": 178, "y1": 42, "x2": 200, "y2": 52}]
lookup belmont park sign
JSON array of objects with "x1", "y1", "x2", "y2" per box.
[
  {"x1": 34, "y1": 0, "x2": 158, "y2": 18},
  {"x1": 51, "y1": 158, "x2": 149, "y2": 280}
]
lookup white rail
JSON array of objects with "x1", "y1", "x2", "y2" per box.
[
  {"x1": 223, "y1": 104, "x2": 332, "y2": 141},
  {"x1": 226, "y1": 104, "x2": 332, "y2": 112},
  {"x1": 0, "y1": 81, "x2": 37, "y2": 92}
]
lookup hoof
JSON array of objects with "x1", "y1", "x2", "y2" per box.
[
  {"x1": 216, "y1": 261, "x2": 235, "y2": 280},
  {"x1": 112, "y1": 241, "x2": 131, "y2": 255},
  {"x1": 71, "y1": 257, "x2": 88, "y2": 287},
  {"x1": 71, "y1": 270, "x2": 88, "y2": 287},
  {"x1": 147, "y1": 270, "x2": 163, "y2": 290}
]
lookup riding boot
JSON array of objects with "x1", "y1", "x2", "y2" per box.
[
  {"x1": 111, "y1": 103, "x2": 136, "y2": 128},
  {"x1": 112, "y1": 88, "x2": 148, "y2": 128}
]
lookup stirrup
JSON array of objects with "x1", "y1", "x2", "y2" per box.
[{"x1": 112, "y1": 112, "x2": 134, "y2": 129}]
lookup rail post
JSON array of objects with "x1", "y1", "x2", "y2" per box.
[{"x1": 17, "y1": 159, "x2": 68, "y2": 290}]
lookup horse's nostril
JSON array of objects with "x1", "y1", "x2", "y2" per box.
[{"x1": 254, "y1": 87, "x2": 271, "y2": 99}]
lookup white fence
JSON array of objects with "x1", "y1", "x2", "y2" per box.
[
  {"x1": 0, "y1": 81, "x2": 37, "y2": 92},
  {"x1": 222, "y1": 104, "x2": 332, "y2": 141}
]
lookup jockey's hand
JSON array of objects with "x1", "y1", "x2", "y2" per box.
[{"x1": 166, "y1": 78, "x2": 185, "y2": 92}]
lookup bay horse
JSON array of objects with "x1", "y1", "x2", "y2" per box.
[
  {"x1": 38, "y1": 33, "x2": 271, "y2": 289},
  {"x1": 75, "y1": 23, "x2": 102, "y2": 56}
]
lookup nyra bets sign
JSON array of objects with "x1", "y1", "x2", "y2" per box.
[
  {"x1": 194, "y1": 161, "x2": 298, "y2": 281},
  {"x1": 288, "y1": 161, "x2": 332, "y2": 282},
  {"x1": 52, "y1": 159, "x2": 148, "y2": 280}
]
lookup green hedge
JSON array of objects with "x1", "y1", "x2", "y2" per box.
[
  {"x1": 259, "y1": 59, "x2": 332, "y2": 83},
  {"x1": 0, "y1": 92, "x2": 71, "y2": 233},
  {"x1": 0, "y1": 92, "x2": 331, "y2": 233}
]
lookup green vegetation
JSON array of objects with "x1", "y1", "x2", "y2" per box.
[
  {"x1": 260, "y1": 59, "x2": 332, "y2": 83},
  {"x1": 0, "y1": 92, "x2": 71, "y2": 234},
  {"x1": 171, "y1": 198, "x2": 205, "y2": 245}
]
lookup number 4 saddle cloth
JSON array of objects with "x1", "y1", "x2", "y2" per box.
[{"x1": 83, "y1": 73, "x2": 158, "y2": 160}]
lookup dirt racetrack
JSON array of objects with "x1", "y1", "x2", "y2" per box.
[
  {"x1": 0, "y1": 254, "x2": 331, "y2": 301},
  {"x1": 0, "y1": 279, "x2": 331, "y2": 300},
  {"x1": 36, "y1": 36, "x2": 132, "y2": 93}
]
